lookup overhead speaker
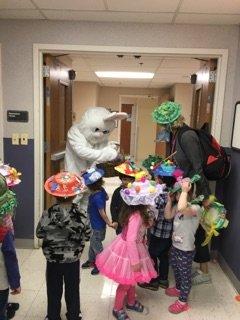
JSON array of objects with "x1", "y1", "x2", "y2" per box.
[
  {"x1": 191, "y1": 74, "x2": 197, "y2": 84},
  {"x1": 69, "y1": 69, "x2": 76, "y2": 80}
]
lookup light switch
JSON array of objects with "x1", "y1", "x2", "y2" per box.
[
  {"x1": 12, "y1": 133, "x2": 19, "y2": 145},
  {"x1": 20, "y1": 133, "x2": 28, "y2": 145}
]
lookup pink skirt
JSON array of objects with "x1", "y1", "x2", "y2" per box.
[{"x1": 96, "y1": 235, "x2": 157, "y2": 285}]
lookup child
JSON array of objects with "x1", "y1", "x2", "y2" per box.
[
  {"x1": 0, "y1": 174, "x2": 21, "y2": 320},
  {"x1": 96, "y1": 175, "x2": 163, "y2": 320},
  {"x1": 139, "y1": 163, "x2": 182, "y2": 291},
  {"x1": 0, "y1": 162, "x2": 21, "y2": 319},
  {"x1": 81, "y1": 167, "x2": 116, "y2": 275},
  {"x1": 110, "y1": 161, "x2": 138, "y2": 235},
  {"x1": 0, "y1": 161, "x2": 22, "y2": 319},
  {"x1": 36, "y1": 171, "x2": 90, "y2": 320},
  {"x1": 164, "y1": 178, "x2": 203, "y2": 314}
]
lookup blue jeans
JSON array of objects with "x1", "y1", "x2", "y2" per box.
[
  {"x1": 0, "y1": 289, "x2": 9, "y2": 320},
  {"x1": 88, "y1": 228, "x2": 106, "y2": 263}
]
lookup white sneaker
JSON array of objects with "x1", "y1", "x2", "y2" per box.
[{"x1": 192, "y1": 272, "x2": 212, "y2": 285}]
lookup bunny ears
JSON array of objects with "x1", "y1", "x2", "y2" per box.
[{"x1": 103, "y1": 112, "x2": 128, "y2": 121}]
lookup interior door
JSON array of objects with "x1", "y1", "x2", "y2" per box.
[
  {"x1": 120, "y1": 104, "x2": 133, "y2": 155},
  {"x1": 44, "y1": 54, "x2": 73, "y2": 208}
]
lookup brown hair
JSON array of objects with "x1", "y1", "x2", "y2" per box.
[
  {"x1": 87, "y1": 177, "x2": 104, "y2": 192},
  {"x1": 55, "y1": 195, "x2": 75, "y2": 203},
  {"x1": 119, "y1": 203, "x2": 149, "y2": 227}
]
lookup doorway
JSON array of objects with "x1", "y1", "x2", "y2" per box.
[
  {"x1": 43, "y1": 54, "x2": 73, "y2": 208},
  {"x1": 33, "y1": 45, "x2": 228, "y2": 248}
]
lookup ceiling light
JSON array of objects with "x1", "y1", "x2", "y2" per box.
[{"x1": 95, "y1": 71, "x2": 154, "y2": 79}]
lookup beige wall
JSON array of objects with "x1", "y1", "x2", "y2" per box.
[
  {"x1": 136, "y1": 97, "x2": 158, "y2": 164},
  {"x1": 98, "y1": 86, "x2": 162, "y2": 111},
  {"x1": 73, "y1": 81, "x2": 99, "y2": 123},
  {"x1": 170, "y1": 83, "x2": 194, "y2": 125}
]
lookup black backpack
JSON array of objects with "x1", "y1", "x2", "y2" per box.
[{"x1": 178, "y1": 125, "x2": 231, "y2": 181}]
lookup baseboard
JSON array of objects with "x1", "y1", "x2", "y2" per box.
[
  {"x1": 218, "y1": 253, "x2": 240, "y2": 293},
  {"x1": 15, "y1": 238, "x2": 34, "y2": 249}
]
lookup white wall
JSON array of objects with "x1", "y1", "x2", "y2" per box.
[
  {"x1": 171, "y1": 83, "x2": 194, "y2": 125},
  {"x1": 0, "y1": 20, "x2": 239, "y2": 145}
]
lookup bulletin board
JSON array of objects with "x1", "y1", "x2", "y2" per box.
[{"x1": 231, "y1": 101, "x2": 240, "y2": 150}]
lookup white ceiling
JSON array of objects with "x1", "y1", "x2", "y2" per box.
[
  {"x1": 58, "y1": 53, "x2": 202, "y2": 88},
  {"x1": 0, "y1": 0, "x2": 240, "y2": 25}
]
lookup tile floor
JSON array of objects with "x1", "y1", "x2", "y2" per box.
[{"x1": 12, "y1": 177, "x2": 240, "y2": 320}]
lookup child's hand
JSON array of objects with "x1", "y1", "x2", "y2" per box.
[
  {"x1": 11, "y1": 287, "x2": 21, "y2": 295},
  {"x1": 131, "y1": 263, "x2": 142, "y2": 272},
  {"x1": 111, "y1": 222, "x2": 118, "y2": 230},
  {"x1": 181, "y1": 179, "x2": 191, "y2": 193}
]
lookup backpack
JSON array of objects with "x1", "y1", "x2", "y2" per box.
[{"x1": 177, "y1": 125, "x2": 231, "y2": 181}]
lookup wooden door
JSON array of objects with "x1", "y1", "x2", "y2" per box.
[
  {"x1": 44, "y1": 54, "x2": 73, "y2": 208},
  {"x1": 191, "y1": 87, "x2": 202, "y2": 128},
  {"x1": 191, "y1": 59, "x2": 217, "y2": 130},
  {"x1": 120, "y1": 104, "x2": 133, "y2": 155}
]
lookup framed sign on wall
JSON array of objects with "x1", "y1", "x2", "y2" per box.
[{"x1": 231, "y1": 101, "x2": 240, "y2": 151}]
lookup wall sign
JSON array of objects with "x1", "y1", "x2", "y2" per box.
[
  {"x1": 7, "y1": 110, "x2": 29, "y2": 122},
  {"x1": 231, "y1": 101, "x2": 240, "y2": 151}
]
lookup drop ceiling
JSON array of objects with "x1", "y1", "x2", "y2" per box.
[
  {"x1": 0, "y1": 0, "x2": 240, "y2": 25},
  {"x1": 58, "y1": 53, "x2": 202, "y2": 88}
]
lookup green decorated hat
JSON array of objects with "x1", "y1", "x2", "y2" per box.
[
  {"x1": 0, "y1": 174, "x2": 17, "y2": 221},
  {"x1": 152, "y1": 101, "x2": 182, "y2": 124}
]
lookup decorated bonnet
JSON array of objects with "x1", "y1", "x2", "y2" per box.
[
  {"x1": 45, "y1": 171, "x2": 85, "y2": 197},
  {"x1": 114, "y1": 160, "x2": 140, "y2": 177},
  {"x1": 0, "y1": 162, "x2": 21, "y2": 187},
  {"x1": 120, "y1": 171, "x2": 164, "y2": 206},
  {"x1": 201, "y1": 198, "x2": 229, "y2": 246},
  {"x1": 0, "y1": 174, "x2": 17, "y2": 221},
  {"x1": 152, "y1": 101, "x2": 182, "y2": 125},
  {"x1": 82, "y1": 167, "x2": 104, "y2": 186},
  {"x1": 142, "y1": 155, "x2": 162, "y2": 172},
  {"x1": 153, "y1": 159, "x2": 183, "y2": 179}
]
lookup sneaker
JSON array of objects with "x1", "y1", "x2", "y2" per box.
[
  {"x1": 7, "y1": 303, "x2": 20, "y2": 319},
  {"x1": 191, "y1": 267, "x2": 200, "y2": 278},
  {"x1": 81, "y1": 260, "x2": 94, "y2": 269},
  {"x1": 138, "y1": 280, "x2": 159, "y2": 291},
  {"x1": 91, "y1": 266, "x2": 99, "y2": 275},
  {"x1": 168, "y1": 300, "x2": 189, "y2": 314},
  {"x1": 158, "y1": 279, "x2": 169, "y2": 289},
  {"x1": 112, "y1": 309, "x2": 130, "y2": 320},
  {"x1": 165, "y1": 287, "x2": 180, "y2": 297},
  {"x1": 126, "y1": 301, "x2": 149, "y2": 315},
  {"x1": 192, "y1": 272, "x2": 212, "y2": 285}
]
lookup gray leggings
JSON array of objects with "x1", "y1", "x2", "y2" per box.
[
  {"x1": 170, "y1": 246, "x2": 195, "y2": 302},
  {"x1": 88, "y1": 228, "x2": 106, "y2": 263}
]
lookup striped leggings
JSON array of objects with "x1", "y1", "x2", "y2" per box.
[{"x1": 170, "y1": 246, "x2": 195, "y2": 302}]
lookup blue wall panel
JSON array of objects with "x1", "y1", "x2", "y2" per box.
[
  {"x1": 216, "y1": 149, "x2": 240, "y2": 281},
  {"x1": 4, "y1": 138, "x2": 34, "y2": 239}
]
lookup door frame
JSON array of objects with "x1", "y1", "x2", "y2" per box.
[
  {"x1": 0, "y1": 44, "x2": 3, "y2": 162},
  {"x1": 33, "y1": 44, "x2": 228, "y2": 248}
]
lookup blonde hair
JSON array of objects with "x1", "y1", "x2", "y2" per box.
[{"x1": 172, "y1": 115, "x2": 185, "y2": 129}]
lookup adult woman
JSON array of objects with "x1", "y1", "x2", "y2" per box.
[{"x1": 152, "y1": 101, "x2": 211, "y2": 285}]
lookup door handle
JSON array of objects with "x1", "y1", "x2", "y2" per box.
[{"x1": 51, "y1": 151, "x2": 65, "y2": 161}]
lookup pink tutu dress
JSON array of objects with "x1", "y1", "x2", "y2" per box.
[{"x1": 96, "y1": 212, "x2": 157, "y2": 285}]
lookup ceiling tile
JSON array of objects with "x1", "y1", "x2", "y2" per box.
[
  {"x1": 0, "y1": 0, "x2": 35, "y2": 9},
  {"x1": 106, "y1": 0, "x2": 180, "y2": 12},
  {"x1": 33, "y1": 0, "x2": 105, "y2": 11},
  {"x1": 0, "y1": 9, "x2": 44, "y2": 19},
  {"x1": 176, "y1": 13, "x2": 240, "y2": 25},
  {"x1": 43, "y1": 10, "x2": 173, "y2": 23},
  {"x1": 180, "y1": 0, "x2": 240, "y2": 14}
]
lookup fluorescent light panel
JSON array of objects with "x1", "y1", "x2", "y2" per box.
[{"x1": 95, "y1": 71, "x2": 154, "y2": 79}]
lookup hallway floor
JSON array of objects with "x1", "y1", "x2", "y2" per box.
[{"x1": 14, "y1": 177, "x2": 240, "y2": 320}]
